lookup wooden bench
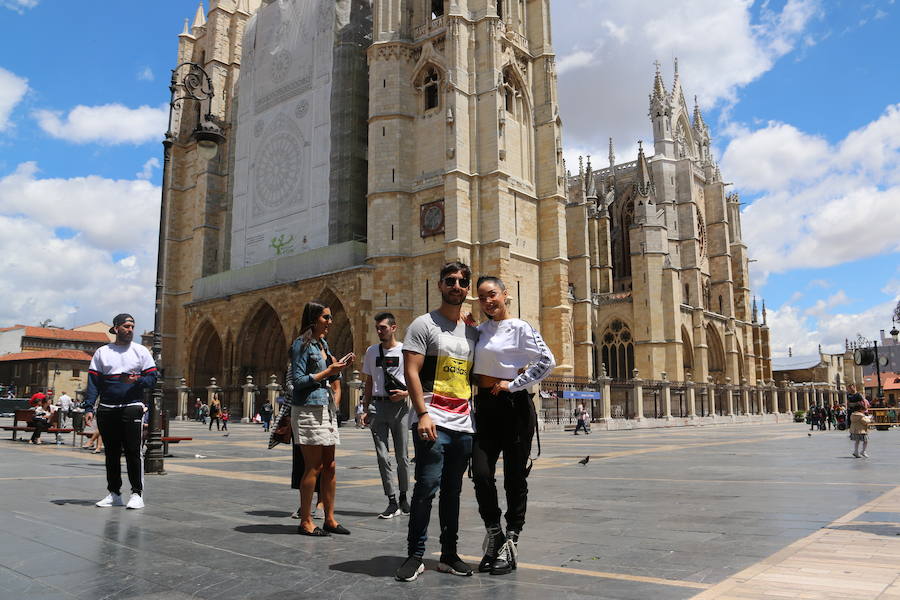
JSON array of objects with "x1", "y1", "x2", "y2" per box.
[
  {"x1": 161, "y1": 411, "x2": 191, "y2": 457},
  {"x1": 2, "y1": 409, "x2": 74, "y2": 443}
]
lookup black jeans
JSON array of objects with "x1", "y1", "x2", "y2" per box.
[
  {"x1": 471, "y1": 388, "x2": 536, "y2": 532},
  {"x1": 97, "y1": 404, "x2": 144, "y2": 495}
]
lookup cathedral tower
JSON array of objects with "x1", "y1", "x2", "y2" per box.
[{"x1": 367, "y1": 0, "x2": 574, "y2": 371}]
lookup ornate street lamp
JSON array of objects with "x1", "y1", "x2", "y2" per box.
[{"x1": 147, "y1": 62, "x2": 223, "y2": 475}]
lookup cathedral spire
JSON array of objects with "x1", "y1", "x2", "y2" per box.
[
  {"x1": 692, "y1": 95, "x2": 705, "y2": 129},
  {"x1": 633, "y1": 141, "x2": 654, "y2": 199},
  {"x1": 650, "y1": 60, "x2": 667, "y2": 106},
  {"x1": 180, "y1": 18, "x2": 191, "y2": 37},
  {"x1": 752, "y1": 297, "x2": 759, "y2": 323},
  {"x1": 192, "y1": 1, "x2": 206, "y2": 30},
  {"x1": 762, "y1": 299, "x2": 767, "y2": 325},
  {"x1": 608, "y1": 137, "x2": 615, "y2": 170},
  {"x1": 585, "y1": 155, "x2": 597, "y2": 199}
]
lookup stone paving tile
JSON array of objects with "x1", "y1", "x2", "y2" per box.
[{"x1": 4, "y1": 419, "x2": 900, "y2": 599}]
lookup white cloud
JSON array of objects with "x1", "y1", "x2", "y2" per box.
[
  {"x1": 728, "y1": 104, "x2": 900, "y2": 274},
  {"x1": 137, "y1": 66, "x2": 154, "y2": 82},
  {"x1": 136, "y1": 157, "x2": 160, "y2": 180},
  {"x1": 553, "y1": 0, "x2": 822, "y2": 160},
  {"x1": 0, "y1": 67, "x2": 28, "y2": 132},
  {"x1": 0, "y1": 162, "x2": 158, "y2": 331},
  {"x1": 33, "y1": 103, "x2": 167, "y2": 145},
  {"x1": 1, "y1": 0, "x2": 37, "y2": 14},
  {"x1": 768, "y1": 295, "x2": 899, "y2": 357}
]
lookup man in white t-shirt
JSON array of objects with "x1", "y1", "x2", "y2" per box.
[
  {"x1": 56, "y1": 391, "x2": 73, "y2": 427},
  {"x1": 362, "y1": 312, "x2": 411, "y2": 519},
  {"x1": 84, "y1": 313, "x2": 157, "y2": 510}
]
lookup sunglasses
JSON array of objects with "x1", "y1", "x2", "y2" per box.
[
  {"x1": 321, "y1": 314, "x2": 333, "y2": 321},
  {"x1": 443, "y1": 276, "x2": 470, "y2": 288}
]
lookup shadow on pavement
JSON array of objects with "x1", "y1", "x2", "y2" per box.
[
  {"x1": 245, "y1": 510, "x2": 292, "y2": 518},
  {"x1": 830, "y1": 524, "x2": 900, "y2": 537},
  {"x1": 330, "y1": 555, "x2": 430, "y2": 578},
  {"x1": 51, "y1": 499, "x2": 96, "y2": 506},
  {"x1": 335, "y1": 510, "x2": 376, "y2": 517},
  {"x1": 234, "y1": 524, "x2": 298, "y2": 535}
]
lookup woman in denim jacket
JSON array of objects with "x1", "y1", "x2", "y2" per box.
[{"x1": 291, "y1": 301, "x2": 354, "y2": 536}]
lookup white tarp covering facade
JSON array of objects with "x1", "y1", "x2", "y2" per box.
[{"x1": 231, "y1": 0, "x2": 369, "y2": 268}]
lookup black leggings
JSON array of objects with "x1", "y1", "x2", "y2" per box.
[
  {"x1": 209, "y1": 416, "x2": 220, "y2": 430},
  {"x1": 97, "y1": 404, "x2": 144, "y2": 495},
  {"x1": 471, "y1": 388, "x2": 536, "y2": 532}
]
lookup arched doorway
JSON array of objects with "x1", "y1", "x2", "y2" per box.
[
  {"x1": 681, "y1": 326, "x2": 694, "y2": 376},
  {"x1": 238, "y1": 301, "x2": 287, "y2": 417},
  {"x1": 190, "y1": 320, "x2": 223, "y2": 419},
  {"x1": 706, "y1": 324, "x2": 725, "y2": 383},
  {"x1": 318, "y1": 288, "x2": 354, "y2": 419}
]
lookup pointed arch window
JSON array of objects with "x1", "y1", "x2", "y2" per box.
[
  {"x1": 601, "y1": 319, "x2": 635, "y2": 381},
  {"x1": 431, "y1": 0, "x2": 444, "y2": 18},
  {"x1": 501, "y1": 70, "x2": 521, "y2": 118},
  {"x1": 422, "y1": 68, "x2": 440, "y2": 111},
  {"x1": 620, "y1": 198, "x2": 633, "y2": 278}
]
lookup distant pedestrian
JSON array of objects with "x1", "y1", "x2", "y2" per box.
[
  {"x1": 194, "y1": 398, "x2": 202, "y2": 421},
  {"x1": 209, "y1": 397, "x2": 221, "y2": 431},
  {"x1": 261, "y1": 399, "x2": 274, "y2": 432},
  {"x1": 355, "y1": 402, "x2": 366, "y2": 428},
  {"x1": 807, "y1": 404, "x2": 819, "y2": 431},
  {"x1": 849, "y1": 401, "x2": 871, "y2": 458},
  {"x1": 57, "y1": 391, "x2": 73, "y2": 427},
  {"x1": 84, "y1": 313, "x2": 157, "y2": 510},
  {"x1": 199, "y1": 401, "x2": 208, "y2": 424},
  {"x1": 574, "y1": 404, "x2": 590, "y2": 435},
  {"x1": 221, "y1": 407, "x2": 229, "y2": 431}
]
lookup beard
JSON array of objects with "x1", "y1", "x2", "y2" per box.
[{"x1": 441, "y1": 290, "x2": 465, "y2": 306}]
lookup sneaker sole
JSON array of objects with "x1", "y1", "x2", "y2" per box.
[
  {"x1": 378, "y1": 510, "x2": 401, "y2": 519},
  {"x1": 395, "y1": 562, "x2": 425, "y2": 582},
  {"x1": 437, "y1": 562, "x2": 473, "y2": 576}
]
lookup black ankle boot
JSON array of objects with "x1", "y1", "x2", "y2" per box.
[
  {"x1": 478, "y1": 525, "x2": 506, "y2": 572},
  {"x1": 491, "y1": 529, "x2": 519, "y2": 575}
]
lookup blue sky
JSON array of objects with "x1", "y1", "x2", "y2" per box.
[{"x1": 0, "y1": 0, "x2": 898, "y2": 356}]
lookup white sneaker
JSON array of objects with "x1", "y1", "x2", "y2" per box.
[
  {"x1": 126, "y1": 493, "x2": 145, "y2": 510},
  {"x1": 96, "y1": 493, "x2": 124, "y2": 507},
  {"x1": 852, "y1": 452, "x2": 860, "y2": 458},
  {"x1": 861, "y1": 452, "x2": 870, "y2": 458}
]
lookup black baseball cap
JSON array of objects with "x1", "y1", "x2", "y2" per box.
[{"x1": 109, "y1": 313, "x2": 135, "y2": 334}]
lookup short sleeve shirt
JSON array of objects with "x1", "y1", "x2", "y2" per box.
[
  {"x1": 362, "y1": 342, "x2": 405, "y2": 396},
  {"x1": 403, "y1": 311, "x2": 478, "y2": 433}
]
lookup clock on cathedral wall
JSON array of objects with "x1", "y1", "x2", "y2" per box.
[{"x1": 420, "y1": 200, "x2": 445, "y2": 237}]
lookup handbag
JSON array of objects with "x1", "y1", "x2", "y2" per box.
[
  {"x1": 379, "y1": 344, "x2": 407, "y2": 394},
  {"x1": 272, "y1": 411, "x2": 292, "y2": 444}
]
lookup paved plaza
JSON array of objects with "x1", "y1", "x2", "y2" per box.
[{"x1": 3, "y1": 419, "x2": 900, "y2": 599}]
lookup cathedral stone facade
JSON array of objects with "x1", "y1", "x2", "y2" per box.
[
  {"x1": 564, "y1": 63, "x2": 773, "y2": 388},
  {"x1": 160, "y1": 0, "x2": 777, "y2": 422}
]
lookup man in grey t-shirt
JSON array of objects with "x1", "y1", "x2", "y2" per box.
[{"x1": 395, "y1": 262, "x2": 478, "y2": 583}]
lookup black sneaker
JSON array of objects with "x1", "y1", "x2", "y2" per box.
[
  {"x1": 379, "y1": 501, "x2": 401, "y2": 519},
  {"x1": 395, "y1": 556, "x2": 425, "y2": 582},
  {"x1": 399, "y1": 496, "x2": 410, "y2": 515},
  {"x1": 478, "y1": 525, "x2": 505, "y2": 572},
  {"x1": 491, "y1": 531, "x2": 519, "y2": 575},
  {"x1": 438, "y1": 553, "x2": 473, "y2": 576}
]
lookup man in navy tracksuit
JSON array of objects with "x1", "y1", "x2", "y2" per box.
[{"x1": 84, "y1": 314, "x2": 157, "y2": 509}]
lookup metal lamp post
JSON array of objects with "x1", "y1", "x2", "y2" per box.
[{"x1": 146, "y1": 62, "x2": 224, "y2": 475}]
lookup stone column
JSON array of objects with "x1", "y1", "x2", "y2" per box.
[
  {"x1": 599, "y1": 368, "x2": 612, "y2": 421},
  {"x1": 741, "y1": 379, "x2": 749, "y2": 415},
  {"x1": 803, "y1": 386, "x2": 810, "y2": 411},
  {"x1": 686, "y1": 372, "x2": 697, "y2": 419},
  {"x1": 725, "y1": 377, "x2": 734, "y2": 416},
  {"x1": 176, "y1": 377, "x2": 190, "y2": 420},
  {"x1": 758, "y1": 386, "x2": 766, "y2": 415},
  {"x1": 241, "y1": 375, "x2": 256, "y2": 423},
  {"x1": 266, "y1": 374, "x2": 280, "y2": 407},
  {"x1": 707, "y1": 376, "x2": 716, "y2": 418},
  {"x1": 631, "y1": 369, "x2": 644, "y2": 421},
  {"x1": 661, "y1": 372, "x2": 672, "y2": 419},
  {"x1": 348, "y1": 370, "x2": 364, "y2": 418}
]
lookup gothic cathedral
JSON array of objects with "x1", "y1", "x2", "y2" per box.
[{"x1": 160, "y1": 0, "x2": 772, "y2": 418}]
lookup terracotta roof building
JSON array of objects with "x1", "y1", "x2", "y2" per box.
[{"x1": 0, "y1": 325, "x2": 109, "y2": 398}]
